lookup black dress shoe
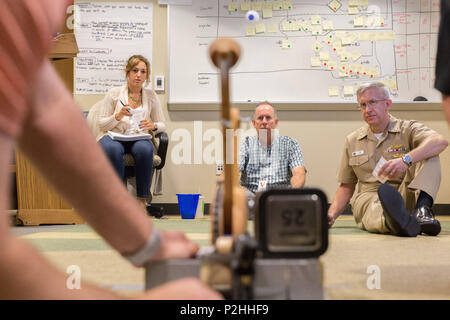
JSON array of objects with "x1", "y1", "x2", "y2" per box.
[
  {"x1": 377, "y1": 184, "x2": 421, "y2": 237},
  {"x1": 146, "y1": 205, "x2": 165, "y2": 219},
  {"x1": 411, "y1": 206, "x2": 441, "y2": 236}
]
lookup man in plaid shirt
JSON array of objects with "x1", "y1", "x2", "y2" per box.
[{"x1": 239, "y1": 102, "x2": 306, "y2": 193}]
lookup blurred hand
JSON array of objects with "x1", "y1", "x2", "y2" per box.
[
  {"x1": 139, "y1": 119, "x2": 156, "y2": 132},
  {"x1": 115, "y1": 106, "x2": 132, "y2": 121},
  {"x1": 151, "y1": 230, "x2": 200, "y2": 261}
]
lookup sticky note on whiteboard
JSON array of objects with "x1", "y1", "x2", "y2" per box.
[
  {"x1": 241, "y1": 2, "x2": 251, "y2": 11},
  {"x1": 328, "y1": 0, "x2": 342, "y2": 12},
  {"x1": 281, "y1": 39, "x2": 292, "y2": 49},
  {"x1": 328, "y1": 86, "x2": 339, "y2": 96},
  {"x1": 267, "y1": 23, "x2": 278, "y2": 33},
  {"x1": 262, "y1": 7, "x2": 273, "y2": 18},
  {"x1": 311, "y1": 56, "x2": 321, "y2": 67},
  {"x1": 228, "y1": 2, "x2": 238, "y2": 12},
  {"x1": 343, "y1": 86, "x2": 354, "y2": 96},
  {"x1": 246, "y1": 26, "x2": 256, "y2": 36},
  {"x1": 255, "y1": 23, "x2": 266, "y2": 33}
]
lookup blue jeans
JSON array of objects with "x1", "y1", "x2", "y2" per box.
[{"x1": 99, "y1": 135, "x2": 154, "y2": 198}]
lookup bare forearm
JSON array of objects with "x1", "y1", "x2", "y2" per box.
[
  {"x1": 0, "y1": 237, "x2": 121, "y2": 299},
  {"x1": 291, "y1": 166, "x2": 306, "y2": 188},
  {"x1": 328, "y1": 183, "x2": 356, "y2": 218},
  {"x1": 18, "y1": 61, "x2": 151, "y2": 255}
]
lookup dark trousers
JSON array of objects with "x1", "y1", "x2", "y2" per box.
[{"x1": 99, "y1": 135, "x2": 154, "y2": 198}]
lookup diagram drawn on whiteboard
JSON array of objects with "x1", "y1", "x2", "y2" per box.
[{"x1": 168, "y1": 0, "x2": 441, "y2": 104}]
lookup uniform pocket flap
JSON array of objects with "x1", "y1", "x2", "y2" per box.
[{"x1": 349, "y1": 154, "x2": 369, "y2": 166}]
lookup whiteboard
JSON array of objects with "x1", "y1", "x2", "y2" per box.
[
  {"x1": 168, "y1": 0, "x2": 442, "y2": 105},
  {"x1": 74, "y1": 1, "x2": 153, "y2": 94}
]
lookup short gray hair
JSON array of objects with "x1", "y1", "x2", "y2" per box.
[
  {"x1": 356, "y1": 82, "x2": 390, "y2": 100},
  {"x1": 254, "y1": 101, "x2": 278, "y2": 119}
]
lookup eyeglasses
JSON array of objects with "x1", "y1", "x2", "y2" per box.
[{"x1": 358, "y1": 99, "x2": 386, "y2": 110}]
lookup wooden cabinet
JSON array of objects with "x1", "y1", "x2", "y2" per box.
[{"x1": 15, "y1": 32, "x2": 84, "y2": 226}]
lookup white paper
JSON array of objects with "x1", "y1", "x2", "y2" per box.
[
  {"x1": 107, "y1": 131, "x2": 151, "y2": 141},
  {"x1": 372, "y1": 156, "x2": 388, "y2": 183},
  {"x1": 127, "y1": 108, "x2": 145, "y2": 134},
  {"x1": 74, "y1": 2, "x2": 153, "y2": 94}
]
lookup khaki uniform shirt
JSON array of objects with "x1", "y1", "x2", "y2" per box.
[{"x1": 337, "y1": 115, "x2": 436, "y2": 194}]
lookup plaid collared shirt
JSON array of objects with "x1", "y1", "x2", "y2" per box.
[{"x1": 238, "y1": 135, "x2": 305, "y2": 193}]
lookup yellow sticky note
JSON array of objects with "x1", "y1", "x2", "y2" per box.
[
  {"x1": 351, "y1": 50, "x2": 361, "y2": 61},
  {"x1": 312, "y1": 41, "x2": 323, "y2": 53},
  {"x1": 262, "y1": 7, "x2": 273, "y2": 18},
  {"x1": 322, "y1": 20, "x2": 333, "y2": 30},
  {"x1": 326, "y1": 60, "x2": 337, "y2": 70},
  {"x1": 228, "y1": 2, "x2": 238, "y2": 12},
  {"x1": 311, "y1": 56, "x2": 321, "y2": 67},
  {"x1": 311, "y1": 25, "x2": 323, "y2": 35},
  {"x1": 246, "y1": 26, "x2": 256, "y2": 36},
  {"x1": 328, "y1": 86, "x2": 339, "y2": 96},
  {"x1": 332, "y1": 40, "x2": 342, "y2": 52},
  {"x1": 328, "y1": 0, "x2": 342, "y2": 12},
  {"x1": 340, "y1": 51, "x2": 350, "y2": 62},
  {"x1": 348, "y1": 0, "x2": 359, "y2": 6},
  {"x1": 283, "y1": 0, "x2": 293, "y2": 10},
  {"x1": 339, "y1": 71, "x2": 349, "y2": 78},
  {"x1": 263, "y1": 1, "x2": 273, "y2": 9},
  {"x1": 358, "y1": 0, "x2": 369, "y2": 7},
  {"x1": 339, "y1": 64, "x2": 349, "y2": 72},
  {"x1": 252, "y1": 2, "x2": 263, "y2": 11},
  {"x1": 311, "y1": 15, "x2": 322, "y2": 25},
  {"x1": 341, "y1": 33, "x2": 357, "y2": 45},
  {"x1": 348, "y1": 6, "x2": 359, "y2": 14},
  {"x1": 324, "y1": 33, "x2": 335, "y2": 45},
  {"x1": 241, "y1": 2, "x2": 251, "y2": 11},
  {"x1": 273, "y1": 0, "x2": 283, "y2": 10},
  {"x1": 267, "y1": 23, "x2": 278, "y2": 33},
  {"x1": 255, "y1": 23, "x2": 266, "y2": 34},
  {"x1": 292, "y1": 21, "x2": 302, "y2": 31},
  {"x1": 354, "y1": 16, "x2": 365, "y2": 27},
  {"x1": 282, "y1": 20, "x2": 291, "y2": 31},
  {"x1": 348, "y1": 64, "x2": 359, "y2": 75},
  {"x1": 358, "y1": 32, "x2": 372, "y2": 41},
  {"x1": 302, "y1": 21, "x2": 311, "y2": 32},
  {"x1": 281, "y1": 39, "x2": 292, "y2": 49},
  {"x1": 319, "y1": 51, "x2": 330, "y2": 61},
  {"x1": 343, "y1": 86, "x2": 354, "y2": 96}
]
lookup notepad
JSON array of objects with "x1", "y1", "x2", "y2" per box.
[{"x1": 107, "y1": 131, "x2": 151, "y2": 142}]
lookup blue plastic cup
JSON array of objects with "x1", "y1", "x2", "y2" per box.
[{"x1": 176, "y1": 194, "x2": 200, "y2": 219}]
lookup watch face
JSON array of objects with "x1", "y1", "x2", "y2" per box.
[{"x1": 403, "y1": 154, "x2": 412, "y2": 163}]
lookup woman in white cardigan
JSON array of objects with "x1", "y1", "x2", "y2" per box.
[{"x1": 96, "y1": 55, "x2": 166, "y2": 207}]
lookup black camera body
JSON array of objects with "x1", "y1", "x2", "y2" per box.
[{"x1": 254, "y1": 188, "x2": 328, "y2": 259}]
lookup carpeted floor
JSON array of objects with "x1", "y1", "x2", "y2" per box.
[{"x1": 14, "y1": 215, "x2": 450, "y2": 299}]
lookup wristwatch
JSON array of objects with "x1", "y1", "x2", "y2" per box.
[
  {"x1": 402, "y1": 154, "x2": 413, "y2": 167},
  {"x1": 123, "y1": 229, "x2": 161, "y2": 267},
  {"x1": 152, "y1": 123, "x2": 158, "y2": 132}
]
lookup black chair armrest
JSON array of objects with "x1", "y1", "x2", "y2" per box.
[{"x1": 154, "y1": 132, "x2": 168, "y2": 170}]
